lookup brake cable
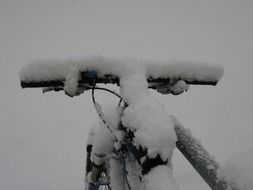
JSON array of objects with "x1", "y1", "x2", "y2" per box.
[{"x1": 91, "y1": 82, "x2": 126, "y2": 140}]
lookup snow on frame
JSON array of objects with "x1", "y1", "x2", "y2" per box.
[{"x1": 20, "y1": 55, "x2": 224, "y2": 83}]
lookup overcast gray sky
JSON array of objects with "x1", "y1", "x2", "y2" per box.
[{"x1": 1, "y1": 1, "x2": 253, "y2": 190}]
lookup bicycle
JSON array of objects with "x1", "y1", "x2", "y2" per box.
[{"x1": 20, "y1": 56, "x2": 236, "y2": 190}]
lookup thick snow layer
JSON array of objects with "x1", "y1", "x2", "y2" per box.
[
  {"x1": 20, "y1": 55, "x2": 224, "y2": 84},
  {"x1": 218, "y1": 149, "x2": 253, "y2": 190},
  {"x1": 120, "y1": 73, "x2": 177, "y2": 160}
]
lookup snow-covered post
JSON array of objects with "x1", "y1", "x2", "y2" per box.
[{"x1": 175, "y1": 125, "x2": 237, "y2": 190}]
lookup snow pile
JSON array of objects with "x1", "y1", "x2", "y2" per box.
[
  {"x1": 218, "y1": 149, "x2": 253, "y2": 190},
  {"x1": 64, "y1": 66, "x2": 80, "y2": 97},
  {"x1": 120, "y1": 73, "x2": 177, "y2": 160}
]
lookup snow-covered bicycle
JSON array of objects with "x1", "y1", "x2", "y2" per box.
[{"x1": 20, "y1": 56, "x2": 236, "y2": 190}]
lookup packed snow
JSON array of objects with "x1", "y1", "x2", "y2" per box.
[
  {"x1": 120, "y1": 73, "x2": 177, "y2": 161},
  {"x1": 64, "y1": 66, "x2": 80, "y2": 97}
]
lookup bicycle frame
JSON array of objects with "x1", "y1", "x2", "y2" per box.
[{"x1": 20, "y1": 57, "x2": 236, "y2": 190}]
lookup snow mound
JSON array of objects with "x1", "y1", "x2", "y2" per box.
[
  {"x1": 218, "y1": 149, "x2": 253, "y2": 190},
  {"x1": 120, "y1": 73, "x2": 177, "y2": 160}
]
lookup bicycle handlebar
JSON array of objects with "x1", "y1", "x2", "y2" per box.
[
  {"x1": 20, "y1": 56, "x2": 223, "y2": 96},
  {"x1": 20, "y1": 71, "x2": 218, "y2": 88}
]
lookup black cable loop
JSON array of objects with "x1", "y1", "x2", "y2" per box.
[
  {"x1": 92, "y1": 83, "x2": 115, "y2": 137},
  {"x1": 91, "y1": 82, "x2": 128, "y2": 142}
]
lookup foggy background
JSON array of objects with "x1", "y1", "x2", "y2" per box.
[{"x1": 1, "y1": 1, "x2": 253, "y2": 189}]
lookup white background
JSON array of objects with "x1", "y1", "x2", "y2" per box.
[{"x1": 1, "y1": 1, "x2": 253, "y2": 189}]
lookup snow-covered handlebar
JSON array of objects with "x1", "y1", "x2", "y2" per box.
[{"x1": 19, "y1": 56, "x2": 223, "y2": 96}]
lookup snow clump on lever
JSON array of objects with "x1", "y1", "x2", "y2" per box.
[{"x1": 64, "y1": 66, "x2": 80, "y2": 97}]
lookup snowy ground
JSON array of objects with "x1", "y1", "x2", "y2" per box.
[{"x1": 1, "y1": 1, "x2": 253, "y2": 190}]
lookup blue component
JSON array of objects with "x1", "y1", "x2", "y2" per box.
[{"x1": 86, "y1": 70, "x2": 97, "y2": 79}]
